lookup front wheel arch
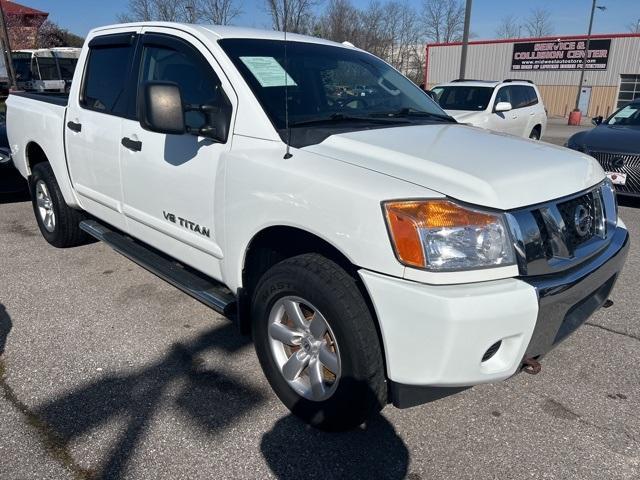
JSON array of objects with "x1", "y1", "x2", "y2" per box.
[{"x1": 239, "y1": 225, "x2": 388, "y2": 380}]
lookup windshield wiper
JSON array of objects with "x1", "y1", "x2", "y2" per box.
[
  {"x1": 369, "y1": 108, "x2": 457, "y2": 123},
  {"x1": 288, "y1": 112, "x2": 409, "y2": 128}
]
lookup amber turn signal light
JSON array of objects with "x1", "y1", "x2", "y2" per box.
[{"x1": 383, "y1": 200, "x2": 497, "y2": 268}]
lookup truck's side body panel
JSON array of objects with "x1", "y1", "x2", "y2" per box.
[
  {"x1": 64, "y1": 26, "x2": 143, "y2": 232},
  {"x1": 116, "y1": 26, "x2": 242, "y2": 280},
  {"x1": 6, "y1": 94, "x2": 81, "y2": 208},
  {"x1": 219, "y1": 135, "x2": 435, "y2": 292}
]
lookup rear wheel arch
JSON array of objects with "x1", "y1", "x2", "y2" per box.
[
  {"x1": 530, "y1": 124, "x2": 542, "y2": 140},
  {"x1": 25, "y1": 141, "x2": 49, "y2": 174}
]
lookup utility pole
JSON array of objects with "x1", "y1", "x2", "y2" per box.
[
  {"x1": 458, "y1": 0, "x2": 472, "y2": 79},
  {"x1": 0, "y1": 2, "x2": 16, "y2": 90},
  {"x1": 185, "y1": 3, "x2": 196, "y2": 23},
  {"x1": 574, "y1": 1, "x2": 605, "y2": 111}
]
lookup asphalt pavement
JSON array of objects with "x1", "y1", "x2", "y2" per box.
[{"x1": 1, "y1": 133, "x2": 639, "y2": 479}]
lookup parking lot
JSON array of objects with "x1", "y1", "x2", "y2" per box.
[{"x1": 1, "y1": 128, "x2": 639, "y2": 480}]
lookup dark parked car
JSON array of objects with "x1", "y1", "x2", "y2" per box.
[{"x1": 566, "y1": 101, "x2": 640, "y2": 197}]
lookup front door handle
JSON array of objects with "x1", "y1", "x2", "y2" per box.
[
  {"x1": 121, "y1": 137, "x2": 142, "y2": 152},
  {"x1": 67, "y1": 121, "x2": 82, "y2": 132}
]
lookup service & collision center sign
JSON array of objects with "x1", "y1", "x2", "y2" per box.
[{"x1": 511, "y1": 39, "x2": 611, "y2": 71}]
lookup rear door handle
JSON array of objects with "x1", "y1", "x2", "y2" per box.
[
  {"x1": 67, "y1": 121, "x2": 82, "y2": 133},
  {"x1": 121, "y1": 137, "x2": 142, "y2": 152}
]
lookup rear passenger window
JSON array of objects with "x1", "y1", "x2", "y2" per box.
[
  {"x1": 513, "y1": 86, "x2": 538, "y2": 108},
  {"x1": 81, "y1": 42, "x2": 135, "y2": 115},
  {"x1": 525, "y1": 86, "x2": 539, "y2": 106},
  {"x1": 510, "y1": 86, "x2": 528, "y2": 109}
]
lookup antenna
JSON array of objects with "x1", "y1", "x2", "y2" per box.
[{"x1": 283, "y1": 0, "x2": 293, "y2": 159}]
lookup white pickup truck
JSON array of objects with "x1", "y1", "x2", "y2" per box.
[{"x1": 6, "y1": 22, "x2": 629, "y2": 431}]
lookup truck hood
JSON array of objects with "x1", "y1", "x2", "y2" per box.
[{"x1": 305, "y1": 124, "x2": 604, "y2": 210}]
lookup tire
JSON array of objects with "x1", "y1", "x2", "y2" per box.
[
  {"x1": 251, "y1": 253, "x2": 386, "y2": 431},
  {"x1": 30, "y1": 162, "x2": 88, "y2": 248},
  {"x1": 529, "y1": 127, "x2": 541, "y2": 140}
]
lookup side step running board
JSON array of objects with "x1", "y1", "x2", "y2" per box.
[{"x1": 80, "y1": 220, "x2": 236, "y2": 316}]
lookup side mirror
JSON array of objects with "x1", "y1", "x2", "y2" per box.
[
  {"x1": 424, "y1": 89, "x2": 435, "y2": 99},
  {"x1": 494, "y1": 101, "x2": 512, "y2": 113},
  {"x1": 139, "y1": 81, "x2": 186, "y2": 135},
  {"x1": 592, "y1": 115, "x2": 603, "y2": 126},
  {"x1": 187, "y1": 102, "x2": 232, "y2": 143}
]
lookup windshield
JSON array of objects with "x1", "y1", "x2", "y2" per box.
[
  {"x1": 218, "y1": 39, "x2": 447, "y2": 136},
  {"x1": 606, "y1": 103, "x2": 640, "y2": 126},
  {"x1": 430, "y1": 86, "x2": 494, "y2": 111}
]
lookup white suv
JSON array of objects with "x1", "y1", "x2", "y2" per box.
[{"x1": 431, "y1": 79, "x2": 547, "y2": 140}]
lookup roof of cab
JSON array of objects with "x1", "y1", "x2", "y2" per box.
[{"x1": 90, "y1": 22, "x2": 350, "y2": 48}]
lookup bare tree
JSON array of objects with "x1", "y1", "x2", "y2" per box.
[
  {"x1": 118, "y1": 0, "x2": 200, "y2": 23},
  {"x1": 421, "y1": 0, "x2": 465, "y2": 43},
  {"x1": 36, "y1": 20, "x2": 66, "y2": 48},
  {"x1": 264, "y1": 0, "x2": 319, "y2": 33},
  {"x1": 626, "y1": 19, "x2": 640, "y2": 33},
  {"x1": 382, "y1": 1, "x2": 421, "y2": 76},
  {"x1": 522, "y1": 8, "x2": 554, "y2": 37},
  {"x1": 318, "y1": 0, "x2": 423, "y2": 82},
  {"x1": 118, "y1": 0, "x2": 154, "y2": 22},
  {"x1": 495, "y1": 14, "x2": 520, "y2": 39},
  {"x1": 199, "y1": 0, "x2": 243, "y2": 25},
  {"x1": 317, "y1": 0, "x2": 360, "y2": 43}
]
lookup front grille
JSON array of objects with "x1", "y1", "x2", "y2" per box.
[
  {"x1": 557, "y1": 191, "x2": 597, "y2": 251},
  {"x1": 508, "y1": 182, "x2": 616, "y2": 276},
  {"x1": 589, "y1": 151, "x2": 640, "y2": 195}
]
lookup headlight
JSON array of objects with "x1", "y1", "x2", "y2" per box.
[{"x1": 383, "y1": 199, "x2": 515, "y2": 271}]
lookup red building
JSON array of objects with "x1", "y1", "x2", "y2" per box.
[{"x1": 1, "y1": 0, "x2": 48, "y2": 50}]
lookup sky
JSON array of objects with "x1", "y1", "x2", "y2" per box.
[{"x1": 20, "y1": 0, "x2": 640, "y2": 39}]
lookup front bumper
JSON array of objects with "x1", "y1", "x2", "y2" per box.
[{"x1": 360, "y1": 225, "x2": 629, "y2": 408}]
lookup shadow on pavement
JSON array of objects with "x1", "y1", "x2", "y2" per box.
[
  {"x1": 33, "y1": 322, "x2": 266, "y2": 479},
  {"x1": 17, "y1": 318, "x2": 410, "y2": 479},
  {"x1": 261, "y1": 407, "x2": 409, "y2": 480},
  {"x1": 0, "y1": 167, "x2": 29, "y2": 203},
  {"x1": 0, "y1": 303, "x2": 11, "y2": 356},
  {"x1": 0, "y1": 187, "x2": 30, "y2": 204}
]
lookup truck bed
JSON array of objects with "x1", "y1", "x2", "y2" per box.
[{"x1": 10, "y1": 91, "x2": 68, "y2": 107}]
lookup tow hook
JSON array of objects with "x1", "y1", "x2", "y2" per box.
[
  {"x1": 602, "y1": 299, "x2": 614, "y2": 308},
  {"x1": 522, "y1": 357, "x2": 542, "y2": 375}
]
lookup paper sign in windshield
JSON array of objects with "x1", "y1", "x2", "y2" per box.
[{"x1": 240, "y1": 56, "x2": 297, "y2": 87}]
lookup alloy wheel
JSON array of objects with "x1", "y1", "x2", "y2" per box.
[{"x1": 267, "y1": 296, "x2": 341, "y2": 401}]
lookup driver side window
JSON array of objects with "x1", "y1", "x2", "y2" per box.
[{"x1": 139, "y1": 42, "x2": 224, "y2": 131}]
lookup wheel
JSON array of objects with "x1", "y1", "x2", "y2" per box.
[
  {"x1": 529, "y1": 127, "x2": 541, "y2": 140},
  {"x1": 30, "y1": 162, "x2": 88, "y2": 248},
  {"x1": 251, "y1": 253, "x2": 386, "y2": 431}
]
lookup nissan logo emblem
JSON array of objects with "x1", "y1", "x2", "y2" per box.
[
  {"x1": 612, "y1": 157, "x2": 625, "y2": 169},
  {"x1": 574, "y1": 205, "x2": 593, "y2": 237}
]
